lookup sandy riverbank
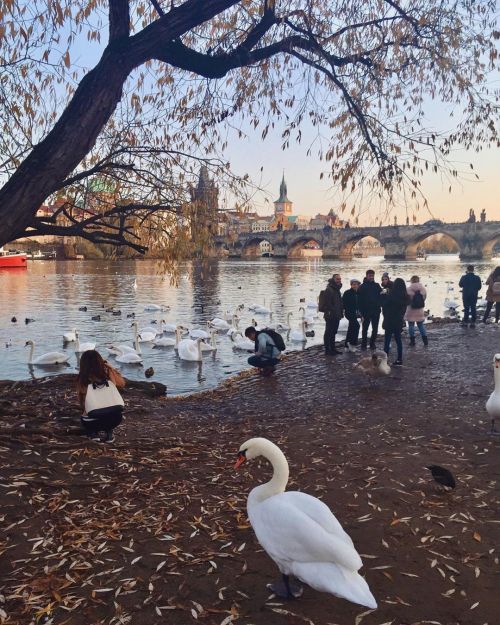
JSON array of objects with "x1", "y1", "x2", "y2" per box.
[{"x1": 1, "y1": 322, "x2": 499, "y2": 625}]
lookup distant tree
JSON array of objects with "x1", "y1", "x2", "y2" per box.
[{"x1": 0, "y1": 0, "x2": 498, "y2": 255}]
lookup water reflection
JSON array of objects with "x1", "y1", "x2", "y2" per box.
[{"x1": 0, "y1": 256, "x2": 497, "y2": 393}]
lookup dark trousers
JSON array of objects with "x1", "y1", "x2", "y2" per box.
[
  {"x1": 483, "y1": 301, "x2": 500, "y2": 322},
  {"x1": 361, "y1": 312, "x2": 380, "y2": 347},
  {"x1": 463, "y1": 295, "x2": 478, "y2": 323},
  {"x1": 81, "y1": 410, "x2": 122, "y2": 437},
  {"x1": 324, "y1": 316, "x2": 340, "y2": 353},
  {"x1": 384, "y1": 328, "x2": 403, "y2": 361},
  {"x1": 248, "y1": 355, "x2": 279, "y2": 369},
  {"x1": 345, "y1": 316, "x2": 360, "y2": 346}
]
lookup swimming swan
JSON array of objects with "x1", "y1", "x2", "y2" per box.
[
  {"x1": 176, "y1": 328, "x2": 203, "y2": 361},
  {"x1": 289, "y1": 320, "x2": 307, "y2": 342},
  {"x1": 63, "y1": 328, "x2": 77, "y2": 343},
  {"x1": 235, "y1": 438, "x2": 377, "y2": 608},
  {"x1": 75, "y1": 331, "x2": 96, "y2": 353},
  {"x1": 486, "y1": 353, "x2": 500, "y2": 435},
  {"x1": 26, "y1": 340, "x2": 70, "y2": 365}
]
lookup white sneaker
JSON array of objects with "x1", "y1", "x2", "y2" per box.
[{"x1": 347, "y1": 342, "x2": 357, "y2": 353}]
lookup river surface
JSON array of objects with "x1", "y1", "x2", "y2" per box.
[{"x1": 0, "y1": 256, "x2": 496, "y2": 394}]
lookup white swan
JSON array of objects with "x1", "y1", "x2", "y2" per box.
[
  {"x1": 230, "y1": 331, "x2": 255, "y2": 351},
  {"x1": 26, "y1": 340, "x2": 70, "y2": 366},
  {"x1": 443, "y1": 298, "x2": 459, "y2": 310},
  {"x1": 353, "y1": 351, "x2": 391, "y2": 378},
  {"x1": 177, "y1": 330, "x2": 203, "y2": 361},
  {"x1": 144, "y1": 304, "x2": 169, "y2": 312},
  {"x1": 200, "y1": 330, "x2": 218, "y2": 352},
  {"x1": 254, "y1": 302, "x2": 272, "y2": 314},
  {"x1": 75, "y1": 331, "x2": 96, "y2": 353},
  {"x1": 276, "y1": 312, "x2": 293, "y2": 332},
  {"x1": 115, "y1": 332, "x2": 142, "y2": 364},
  {"x1": 299, "y1": 306, "x2": 315, "y2": 326},
  {"x1": 132, "y1": 321, "x2": 155, "y2": 343},
  {"x1": 486, "y1": 353, "x2": 500, "y2": 435},
  {"x1": 63, "y1": 328, "x2": 77, "y2": 343},
  {"x1": 190, "y1": 327, "x2": 210, "y2": 339},
  {"x1": 235, "y1": 438, "x2": 377, "y2": 608},
  {"x1": 152, "y1": 334, "x2": 176, "y2": 347},
  {"x1": 289, "y1": 320, "x2": 307, "y2": 342}
]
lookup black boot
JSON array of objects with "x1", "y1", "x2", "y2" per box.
[
  {"x1": 422, "y1": 335, "x2": 428, "y2": 346},
  {"x1": 409, "y1": 336, "x2": 416, "y2": 347}
]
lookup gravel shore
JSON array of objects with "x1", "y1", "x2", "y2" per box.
[{"x1": 1, "y1": 322, "x2": 499, "y2": 625}]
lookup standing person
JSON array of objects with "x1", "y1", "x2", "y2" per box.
[
  {"x1": 320, "y1": 273, "x2": 344, "y2": 355},
  {"x1": 342, "y1": 279, "x2": 361, "y2": 352},
  {"x1": 357, "y1": 269, "x2": 382, "y2": 350},
  {"x1": 381, "y1": 272, "x2": 393, "y2": 291},
  {"x1": 483, "y1": 267, "x2": 500, "y2": 323},
  {"x1": 459, "y1": 265, "x2": 482, "y2": 327},
  {"x1": 244, "y1": 326, "x2": 282, "y2": 375},
  {"x1": 381, "y1": 278, "x2": 410, "y2": 366},
  {"x1": 405, "y1": 275, "x2": 428, "y2": 345},
  {"x1": 77, "y1": 350, "x2": 125, "y2": 443}
]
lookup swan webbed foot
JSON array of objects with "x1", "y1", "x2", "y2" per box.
[{"x1": 267, "y1": 575, "x2": 303, "y2": 600}]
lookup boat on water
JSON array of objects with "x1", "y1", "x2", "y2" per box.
[{"x1": 0, "y1": 247, "x2": 28, "y2": 268}]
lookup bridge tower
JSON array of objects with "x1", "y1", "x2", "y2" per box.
[{"x1": 273, "y1": 173, "x2": 293, "y2": 229}]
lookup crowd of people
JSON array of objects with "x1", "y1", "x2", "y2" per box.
[{"x1": 243, "y1": 264, "x2": 500, "y2": 377}]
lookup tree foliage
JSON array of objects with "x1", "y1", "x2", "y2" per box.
[{"x1": 0, "y1": 0, "x2": 498, "y2": 253}]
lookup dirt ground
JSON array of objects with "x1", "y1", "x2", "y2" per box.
[{"x1": 0, "y1": 322, "x2": 499, "y2": 625}]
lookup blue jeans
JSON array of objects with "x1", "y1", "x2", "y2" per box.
[
  {"x1": 248, "y1": 355, "x2": 279, "y2": 369},
  {"x1": 408, "y1": 320, "x2": 427, "y2": 338},
  {"x1": 384, "y1": 328, "x2": 403, "y2": 361}
]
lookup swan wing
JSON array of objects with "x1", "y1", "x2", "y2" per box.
[
  {"x1": 249, "y1": 495, "x2": 362, "y2": 572},
  {"x1": 35, "y1": 352, "x2": 69, "y2": 364},
  {"x1": 291, "y1": 561, "x2": 377, "y2": 609}
]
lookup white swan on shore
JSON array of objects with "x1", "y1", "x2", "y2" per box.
[
  {"x1": 235, "y1": 438, "x2": 377, "y2": 608},
  {"x1": 26, "y1": 340, "x2": 70, "y2": 365},
  {"x1": 486, "y1": 353, "x2": 500, "y2": 435},
  {"x1": 75, "y1": 331, "x2": 96, "y2": 353}
]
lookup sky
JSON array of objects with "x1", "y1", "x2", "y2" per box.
[{"x1": 223, "y1": 112, "x2": 500, "y2": 226}]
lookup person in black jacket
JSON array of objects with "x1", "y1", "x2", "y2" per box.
[
  {"x1": 459, "y1": 265, "x2": 482, "y2": 327},
  {"x1": 381, "y1": 278, "x2": 410, "y2": 366},
  {"x1": 342, "y1": 279, "x2": 361, "y2": 352},
  {"x1": 357, "y1": 269, "x2": 382, "y2": 350},
  {"x1": 322, "y1": 273, "x2": 344, "y2": 355}
]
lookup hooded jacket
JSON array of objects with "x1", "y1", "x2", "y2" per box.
[
  {"x1": 405, "y1": 282, "x2": 427, "y2": 323},
  {"x1": 323, "y1": 280, "x2": 343, "y2": 320}
]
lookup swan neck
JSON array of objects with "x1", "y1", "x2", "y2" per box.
[
  {"x1": 28, "y1": 342, "x2": 34, "y2": 364},
  {"x1": 495, "y1": 365, "x2": 500, "y2": 390},
  {"x1": 197, "y1": 340, "x2": 202, "y2": 360},
  {"x1": 258, "y1": 444, "x2": 289, "y2": 499}
]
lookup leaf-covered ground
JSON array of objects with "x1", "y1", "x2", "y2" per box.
[{"x1": 1, "y1": 323, "x2": 499, "y2": 625}]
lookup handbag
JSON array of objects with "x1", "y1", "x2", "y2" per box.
[{"x1": 85, "y1": 379, "x2": 124, "y2": 419}]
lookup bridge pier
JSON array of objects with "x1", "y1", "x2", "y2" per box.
[{"x1": 383, "y1": 240, "x2": 407, "y2": 260}]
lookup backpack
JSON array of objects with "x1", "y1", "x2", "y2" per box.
[
  {"x1": 411, "y1": 290, "x2": 425, "y2": 309},
  {"x1": 258, "y1": 329, "x2": 286, "y2": 352},
  {"x1": 318, "y1": 289, "x2": 327, "y2": 313},
  {"x1": 85, "y1": 379, "x2": 124, "y2": 419},
  {"x1": 492, "y1": 280, "x2": 500, "y2": 295}
]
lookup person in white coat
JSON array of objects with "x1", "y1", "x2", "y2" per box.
[{"x1": 405, "y1": 276, "x2": 428, "y2": 346}]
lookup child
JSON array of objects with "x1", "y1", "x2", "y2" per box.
[{"x1": 77, "y1": 350, "x2": 125, "y2": 443}]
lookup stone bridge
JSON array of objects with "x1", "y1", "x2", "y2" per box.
[{"x1": 215, "y1": 221, "x2": 500, "y2": 261}]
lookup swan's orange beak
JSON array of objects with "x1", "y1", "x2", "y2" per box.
[{"x1": 234, "y1": 452, "x2": 246, "y2": 469}]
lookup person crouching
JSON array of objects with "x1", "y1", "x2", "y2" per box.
[{"x1": 245, "y1": 326, "x2": 281, "y2": 376}]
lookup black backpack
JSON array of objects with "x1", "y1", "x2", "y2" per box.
[
  {"x1": 257, "y1": 329, "x2": 286, "y2": 352},
  {"x1": 318, "y1": 289, "x2": 327, "y2": 313},
  {"x1": 411, "y1": 290, "x2": 425, "y2": 309}
]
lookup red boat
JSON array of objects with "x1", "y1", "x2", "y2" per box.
[{"x1": 0, "y1": 248, "x2": 28, "y2": 268}]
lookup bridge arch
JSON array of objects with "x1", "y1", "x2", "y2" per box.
[
  {"x1": 482, "y1": 233, "x2": 500, "y2": 259},
  {"x1": 339, "y1": 234, "x2": 385, "y2": 260},
  {"x1": 405, "y1": 232, "x2": 460, "y2": 259},
  {"x1": 241, "y1": 236, "x2": 273, "y2": 257},
  {"x1": 287, "y1": 236, "x2": 323, "y2": 258}
]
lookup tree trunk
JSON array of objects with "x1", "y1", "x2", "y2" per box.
[{"x1": 0, "y1": 45, "x2": 132, "y2": 245}]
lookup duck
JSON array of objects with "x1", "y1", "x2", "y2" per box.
[
  {"x1": 426, "y1": 465, "x2": 456, "y2": 489},
  {"x1": 289, "y1": 320, "x2": 307, "y2": 342},
  {"x1": 75, "y1": 331, "x2": 96, "y2": 353},
  {"x1": 353, "y1": 351, "x2": 391, "y2": 379},
  {"x1": 63, "y1": 328, "x2": 77, "y2": 343},
  {"x1": 234, "y1": 438, "x2": 377, "y2": 608},
  {"x1": 486, "y1": 353, "x2": 500, "y2": 435},
  {"x1": 91, "y1": 315, "x2": 101, "y2": 321},
  {"x1": 145, "y1": 366, "x2": 154, "y2": 378},
  {"x1": 78, "y1": 306, "x2": 88, "y2": 312},
  {"x1": 25, "y1": 340, "x2": 70, "y2": 366}
]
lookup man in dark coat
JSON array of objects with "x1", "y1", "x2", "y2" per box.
[
  {"x1": 459, "y1": 264, "x2": 482, "y2": 327},
  {"x1": 342, "y1": 278, "x2": 361, "y2": 351},
  {"x1": 322, "y1": 273, "x2": 344, "y2": 355},
  {"x1": 357, "y1": 269, "x2": 382, "y2": 350}
]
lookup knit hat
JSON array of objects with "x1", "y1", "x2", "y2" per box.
[
  {"x1": 350, "y1": 278, "x2": 361, "y2": 285},
  {"x1": 382, "y1": 272, "x2": 390, "y2": 278}
]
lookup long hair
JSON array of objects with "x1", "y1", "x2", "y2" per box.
[
  {"x1": 492, "y1": 266, "x2": 500, "y2": 280},
  {"x1": 391, "y1": 278, "x2": 410, "y2": 305},
  {"x1": 77, "y1": 350, "x2": 110, "y2": 393}
]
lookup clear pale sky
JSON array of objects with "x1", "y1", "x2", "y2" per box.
[{"x1": 223, "y1": 115, "x2": 500, "y2": 226}]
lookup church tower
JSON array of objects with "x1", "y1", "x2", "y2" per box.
[
  {"x1": 190, "y1": 165, "x2": 219, "y2": 237},
  {"x1": 273, "y1": 173, "x2": 293, "y2": 217}
]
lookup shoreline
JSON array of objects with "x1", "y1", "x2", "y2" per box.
[{"x1": 1, "y1": 321, "x2": 499, "y2": 625}]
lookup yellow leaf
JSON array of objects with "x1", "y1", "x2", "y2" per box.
[{"x1": 473, "y1": 532, "x2": 481, "y2": 542}]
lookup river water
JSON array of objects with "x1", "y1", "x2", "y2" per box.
[{"x1": 0, "y1": 256, "x2": 496, "y2": 394}]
